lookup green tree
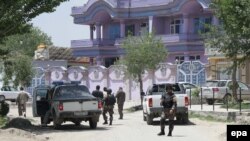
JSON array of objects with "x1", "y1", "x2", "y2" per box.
[
  {"x1": 118, "y1": 31, "x2": 167, "y2": 104},
  {"x1": 0, "y1": 0, "x2": 68, "y2": 42},
  {"x1": 205, "y1": 0, "x2": 250, "y2": 101},
  {"x1": 0, "y1": 27, "x2": 52, "y2": 87}
]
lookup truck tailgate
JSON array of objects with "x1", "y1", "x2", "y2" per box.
[
  {"x1": 63, "y1": 100, "x2": 98, "y2": 111},
  {"x1": 176, "y1": 94, "x2": 187, "y2": 107}
]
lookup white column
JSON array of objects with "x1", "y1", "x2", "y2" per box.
[
  {"x1": 120, "y1": 20, "x2": 125, "y2": 38},
  {"x1": 149, "y1": 16, "x2": 153, "y2": 33},
  {"x1": 183, "y1": 14, "x2": 189, "y2": 34},
  {"x1": 90, "y1": 25, "x2": 94, "y2": 40},
  {"x1": 96, "y1": 23, "x2": 101, "y2": 39},
  {"x1": 212, "y1": 16, "x2": 219, "y2": 26},
  {"x1": 96, "y1": 56, "x2": 103, "y2": 65}
]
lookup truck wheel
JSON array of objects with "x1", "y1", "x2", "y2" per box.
[
  {"x1": 182, "y1": 113, "x2": 189, "y2": 124},
  {"x1": 176, "y1": 116, "x2": 181, "y2": 121},
  {"x1": 89, "y1": 119, "x2": 97, "y2": 129},
  {"x1": 146, "y1": 114, "x2": 153, "y2": 125},
  {"x1": 206, "y1": 99, "x2": 214, "y2": 105},
  {"x1": 143, "y1": 112, "x2": 146, "y2": 121},
  {"x1": 74, "y1": 121, "x2": 81, "y2": 126},
  {"x1": 40, "y1": 116, "x2": 44, "y2": 125}
]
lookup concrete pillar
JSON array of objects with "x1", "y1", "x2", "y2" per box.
[
  {"x1": 212, "y1": 16, "x2": 219, "y2": 26},
  {"x1": 183, "y1": 14, "x2": 189, "y2": 34},
  {"x1": 96, "y1": 23, "x2": 101, "y2": 39},
  {"x1": 90, "y1": 25, "x2": 94, "y2": 40},
  {"x1": 96, "y1": 56, "x2": 103, "y2": 65},
  {"x1": 120, "y1": 20, "x2": 125, "y2": 38},
  {"x1": 149, "y1": 16, "x2": 153, "y2": 33}
]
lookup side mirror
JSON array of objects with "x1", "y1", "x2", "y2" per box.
[{"x1": 0, "y1": 95, "x2": 5, "y2": 102}]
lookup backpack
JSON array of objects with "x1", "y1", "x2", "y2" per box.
[{"x1": 108, "y1": 95, "x2": 116, "y2": 105}]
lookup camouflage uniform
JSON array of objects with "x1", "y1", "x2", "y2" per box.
[
  {"x1": 102, "y1": 89, "x2": 115, "y2": 125},
  {"x1": 16, "y1": 91, "x2": 29, "y2": 117},
  {"x1": 116, "y1": 88, "x2": 126, "y2": 119},
  {"x1": 158, "y1": 91, "x2": 177, "y2": 136}
]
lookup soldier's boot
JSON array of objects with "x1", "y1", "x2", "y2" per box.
[
  {"x1": 109, "y1": 115, "x2": 113, "y2": 125},
  {"x1": 157, "y1": 129, "x2": 165, "y2": 136},
  {"x1": 168, "y1": 120, "x2": 174, "y2": 136},
  {"x1": 119, "y1": 113, "x2": 123, "y2": 119},
  {"x1": 103, "y1": 120, "x2": 108, "y2": 124}
]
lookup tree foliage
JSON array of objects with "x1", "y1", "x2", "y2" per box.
[
  {"x1": 0, "y1": 0, "x2": 68, "y2": 42},
  {"x1": 118, "y1": 31, "x2": 167, "y2": 103},
  {"x1": 0, "y1": 27, "x2": 52, "y2": 87},
  {"x1": 205, "y1": 0, "x2": 250, "y2": 101}
]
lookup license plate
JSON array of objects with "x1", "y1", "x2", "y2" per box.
[{"x1": 74, "y1": 111, "x2": 88, "y2": 116}]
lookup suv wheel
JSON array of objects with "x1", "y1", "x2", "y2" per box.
[
  {"x1": 206, "y1": 99, "x2": 215, "y2": 105},
  {"x1": 146, "y1": 114, "x2": 153, "y2": 125},
  {"x1": 89, "y1": 119, "x2": 97, "y2": 129}
]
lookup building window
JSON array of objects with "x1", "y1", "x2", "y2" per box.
[
  {"x1": 125, "y1": 24, "x2": 135, "y2": 36},
  {"x1": 175, "y1": 56, "x2": 184, "y2": 64},
  {"x1": 170, "y1": 19, "x2": 183, "y2": 34},
  {"x1": 194, "y1": 17, "x2": 212, "y2": 33},
  {"x1": 189, "y1": 55, "x2": 200, "y2": 61},
  {"x1": 140, "y1": 22, "x2": 149, "y2": 33}
]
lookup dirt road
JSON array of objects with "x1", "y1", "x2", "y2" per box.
[{"x1": 0, "y1": 106, "x2": 227, "y2": 141}]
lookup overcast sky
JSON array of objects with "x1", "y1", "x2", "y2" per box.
[{"x1": 31, "y1": 0, "x2": 89, "y2": 47}]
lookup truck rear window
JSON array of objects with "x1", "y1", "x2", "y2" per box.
[
  {"x1": 150, "y1": 84, "x2": 183, "y2": 95},
  {"x1": 54, "y1": 86, "x2": 93, "y2": 99}
]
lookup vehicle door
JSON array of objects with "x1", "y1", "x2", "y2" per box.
[
  {"x1": 32, "y1": 86, "x2": 50, "y2": 117},
  {"x1": 237, "y1": 82, "x2": 250, "y2": 100}
]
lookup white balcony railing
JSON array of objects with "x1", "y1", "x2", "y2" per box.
[
  {"x1": 71, "y1": 39, "x2": 115, "y2": 48},
  {"x1": 205, "y1": 48, "x2": 224, "y2": 56}
]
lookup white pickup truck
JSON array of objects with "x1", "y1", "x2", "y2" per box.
[
  {"x1": 0, "y1": 86, "x2": 31, "y2": 102},
  {"x1": 142, "y1": 83, "x2": 189, "y2": 125},
  {"x1": 201, "y1": 80, "x2": 250, "y2": 105},
  {"x1": 32, "y1": 84, "x2": 102, "y2": 129}
]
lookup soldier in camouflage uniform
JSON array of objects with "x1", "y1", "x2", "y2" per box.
[
  {"x1": 158, "y1": 85, "x2": 177, "y2": 136},
  {"x1": 115, "y1": 87, "x2": 126, "y2": 119},
  {"x1": 102, "y1": 89, "x2": 116, "y2": 125},
  {"x1": 16, "y1": 87, "x2": 29, "y2": 117}
]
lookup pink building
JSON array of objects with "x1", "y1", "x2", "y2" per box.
[{"x1": 71, "y1": 0, "x2": 217, "y2": 67}]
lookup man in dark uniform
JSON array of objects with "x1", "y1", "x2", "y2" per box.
[
  {"x1": 116, "y1": 87, "x2": 126, "y2": 119},
  {"x1": 16, "y1": 87, "x2": 29, "y2": 117},
  {"x1": 158, "y1": 85, "x2": 177, "y2": 136},
  {"x1": 102, "y1": 88, "x2": 116, "y2": 125},
  {"x1": 92, "y1": 85, "x2": 103, "y2": 100}
]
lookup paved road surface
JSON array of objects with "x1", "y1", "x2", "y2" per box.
[{"x1": 1, "y1": 106, "x2": 227, "y2": 141}]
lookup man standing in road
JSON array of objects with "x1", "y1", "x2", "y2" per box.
[
  {"x1": 16, "y1": 87, "x2": 29, "y2": 117},
  {"x1": 102, "y1": 88, "x2": 116, "y2": 125},
  {"x1": 158, "y1": 85, "x2": 177, "y2": 136},
  {"x1": 116, "y1": 87, "x2": 126, "y2": 119},
  {"x1": 92, "y1": 85, "x2": 104, "y2": 100}
]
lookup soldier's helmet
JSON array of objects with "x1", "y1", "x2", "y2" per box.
[{"x1": 107, "y1": 88, "x2": 112, "y2": 94}]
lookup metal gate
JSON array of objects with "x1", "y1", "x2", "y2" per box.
[{"x1": 177, "y1": 61, "x2": 206, "y2": 85}]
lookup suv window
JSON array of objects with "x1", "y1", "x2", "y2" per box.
[
  {"x1": 54, "y1": 86, "x2": 93, "y2": 99},
  {"x1": 36, "y1": 89, "x2": 49, "y2": 98},
  {"x1": 218, "y1": 81, "x2": 227, "y2": 87},
  {"x1": 204, "y1": 81, "x2": 218, "y2": 87}
]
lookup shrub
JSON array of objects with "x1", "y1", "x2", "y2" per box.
[
  {"x1": 0, "y1": 102, "x2": 9, "y2": 116},
  {"x1": 192, "y1": 88, "x2": 200, "y2": 97}
]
